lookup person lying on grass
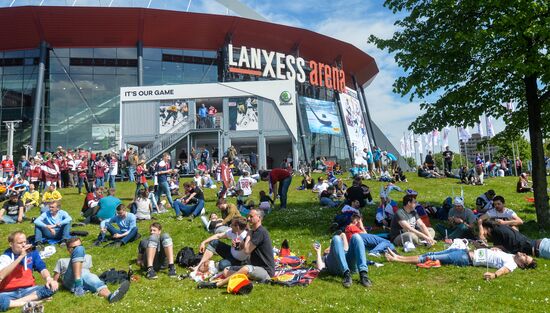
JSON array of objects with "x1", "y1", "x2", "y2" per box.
[
  {"x1": 384, "y1": 247, "x2": 536, "y2": 280},
  {"x1": 53, "y1": 237, "x2": 129, "y2": 302}
]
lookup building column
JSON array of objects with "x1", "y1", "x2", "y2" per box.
[
  {"x1": 137, "y1": 41, "x2": 144, "y2": 86},
  {"x1": 30, "y1": 41, "x2": 48, "y2": 153},
  {"x1": 258, "y1": 132, "x2": 266, "y2": 170},
  {"x1": 335, "y1": 92, "x2": 355, "y2": 166}
]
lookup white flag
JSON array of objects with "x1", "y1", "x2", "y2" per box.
[
  {"x1": 501, "y1": 101, "x2": 515, "y2": 112},
  {"x1": 432, "y1": 129, "x2": 440, "y2": 145},
  {"x1": 425, "y1": 133, "x2": 433, "y2": 153},
  {"x1": 400, "y1": 137, "x2": 406, "y2": 156},
  {"x1": 458, "y1": 127, "x2": 471, "y2": 143},
  {"x1": 415, "y1": 134, "x2": 423, "y2": 153},
  {"x1": 408, "y1": 133, "x2": 415, "y2": 154},
  {"x1": 442, "y1": 127, "x2": 451, "y2": 147},
  {"x1": 405, "y1": 134, "x2": 413, "y2": 157},
  {"x1": 487, "y1": 116, "x2": 495, "y2": 138}
]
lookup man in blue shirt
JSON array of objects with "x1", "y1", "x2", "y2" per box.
[
  {"x1": 197, "y1": 104, "x2": 208, "y2": 128},
  {"x1": 94, "y1": 204, "x2": 138, "y2": 247},
  {"x1": 363, "y1": 148, "x2": 376, "y2": 179},
  {"x1": 96, "y1": 188, "x2": 121, "y2": 221},
  {"x1": 384, "y1": 151, "x2": 398, "y2": 174},
  {"x1": 33, "y1": 201, "x2": 72, "y2": 247},
  {"x1": 373, "y1": 146, "x2": 382, "y2": 174}
]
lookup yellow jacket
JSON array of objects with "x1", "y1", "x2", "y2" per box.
[
  {"x1": 42, "y1": 190, "x2": 62, "y2": 203},
  {"x1": 22, "y1": 190, "x2": 40, "y2": 206}
]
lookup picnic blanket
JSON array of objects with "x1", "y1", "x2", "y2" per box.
[{"x1": 271, "y1": 255, "x2": 319, "y2": 287}]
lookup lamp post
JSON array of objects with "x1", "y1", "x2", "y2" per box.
[{"x1": 3, "y1": 120, "x2": 22, "y2": 158}]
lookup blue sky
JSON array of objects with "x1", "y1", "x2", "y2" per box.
[{"x1": 3, "y1": 0, "x2": 504, "y2": 154}]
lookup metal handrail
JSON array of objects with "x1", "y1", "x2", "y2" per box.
[{"x1": 142, "y1": 117, "x2": 195, "y2": 163}]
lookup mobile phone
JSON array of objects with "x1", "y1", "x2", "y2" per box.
[{"x1": 313, "y1": 241, "x2": 321, "y2": 250}]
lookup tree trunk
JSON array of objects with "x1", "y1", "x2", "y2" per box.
[{"x1": 525, "y1": 75, "x2": 550, "y2": 228}]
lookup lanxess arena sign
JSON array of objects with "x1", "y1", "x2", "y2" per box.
[{"x1": 227, "y1": 44, "x2": 346, "y2": 93}]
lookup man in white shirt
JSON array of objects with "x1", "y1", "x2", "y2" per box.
[
  {"x1": 385, "y1": 247, "x2": 536, "y2": 280},
  {"x1": 478, "y1": 195, "x2": 523, "y2": 241},
  {"x1": 237, "y1": 172, "x2": 257, "y2": 197}
]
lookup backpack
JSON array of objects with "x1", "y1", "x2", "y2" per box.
[
  {"x1": 227, "y1": 273, "x2": 253, "y2": 295},
  {"x1": 99, "y1": 268, "x2": 129, "y2": 284},
  {"x1": 176, "y1": 247, "x2": 202, "y2": 267}
]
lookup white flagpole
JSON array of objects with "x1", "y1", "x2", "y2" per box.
[{"x1": 457, "y1": 127, "x2": 463, "y2": 167}]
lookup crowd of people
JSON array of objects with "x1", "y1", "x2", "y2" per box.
[{"x1": 0, "y1": 141, "x2": 546, "y2": 312}]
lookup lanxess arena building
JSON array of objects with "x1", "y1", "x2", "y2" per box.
[{"x1": 0, "y1": 5, "x2": 399, "y2": 169}]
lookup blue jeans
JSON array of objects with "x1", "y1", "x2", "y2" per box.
[
  {"x1": 539, "y1": 238, "x2": 550, "y2": 259},
  {"x1": 325, "y1": 234, "x2": 368, "y2": 276},
  {"x1": 156, "y1": 181, "x2": 173, "y2": 207},
  {"x1": 106, "y1": 173, "x2": 116, "y2": 189},
  {"x1": 128, "y1": 166, "x2": 136, "y2": 182},
  {"x1": 95, "y1": 177, "x2": 104, "y2": 188},
  {"x1": 63, "y1": 246, "x2": 106, "y2": 293},
  {"x1": 77, "y1": 177, "x2": 88, "y2": 194},
  {"x1": 0, "y1": 285, "x2": 55, "y2": 312},
  {"x1": 34, "y1": 224, "x2": 71, "y2": 243},
  {"x1": 206, "y1": 239, "x2": 241, "y2": 271},
  {"x1": 320, "y1": 197, "x2": 340, "y2": 208},
  {"x1": 99, "y1": 224, "x2": 138, "y2": 244},
  {"x1": 173, "y1": 199, "x2": 204, "y2": 217},
  {"x1": 1, "y1": 215, "x2": 18, "y2": 224},
  {"x1": 418, "y1": 249, "x2": 471, "y2": 266},
  {"x1": 359, "y1": 233, "x2": 395, "y2": 254},
  {"x1": 278, "y1": 176, "x2": 292, "y2": 209}
]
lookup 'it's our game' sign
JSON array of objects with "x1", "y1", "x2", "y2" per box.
[{"x1": 227, "y1": 44, "x2": 346, "y2": 93}]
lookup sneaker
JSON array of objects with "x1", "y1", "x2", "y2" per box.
[
  {"x1": 108, "y1": 280, "x2": 130, "y2": 303},
  {"x1": 21, "y1": 301, "x2": 43, "y2": 313},
  {"x1": 342, "y1": 271, "x2": 352, "y2": 288},
  {"x1": 145, "y1": 268, "x2": 158, "y2": 280},
  {"x1": 197, "y1": 281, "x2": 217, "y2": 289},
  {"x1": 200, "y1": 208, "x2": 206, "y2": 215},
  {"x1": 359, "y1": 271, "x2": 372, "y2": 287},
  {"x1": 188, "y1": 215, "x2": 195, "y2": 222},
  {"x1": 73, "y1": 285, "x2": 85, "y2": 297},
  {"x1": 368, "y1": 252, "x2": 381, "y2": 258},
  {"x1": 168, "y1": 267, "x2": 177, "y2": 278},
  {"x1": 427, "y1": 259, "x2": 441, "y2": 268},
  {"x1": 416, "y1": 258, "x2": 441, "y2": 269},
  {"x1": 176, "y1": 215, "x2": 183, "y2": 221}
]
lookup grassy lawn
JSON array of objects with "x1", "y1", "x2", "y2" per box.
[{"x1": 2, "y1": 174, "x2": 550, "y2": 312}]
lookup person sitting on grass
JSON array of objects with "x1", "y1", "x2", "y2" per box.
[
  {"x1": 134, "y1": 189, "x2": 152, "y2": 221},
  {"x1": 475, "y1": 189, "x2": 495, "y2": 215},
  {"x1": 216, "y1": 198, "x2": 240, "y2": 226},
  {"x1": 173, "y1": 181, "x2": 205, "y2": 221},
  {"x1": 258, "y1": 190, "x2": 274, "y2": 213},
  {"x1": 137, "y1": 222, "x2": 177, "y2": 279},
  {"x1": 385, "y1": 246, "x2": 536, "y2": 280},
  {"x1": 479, "y1": 221, "x2": 550, "y2": 259},
  {"x1": 197, "y1": 209, "x2": 275, "y2": 289},
  {"x1": 96, "y1": 188, "x2": 121, "y2": 223},
  {"x1": 33, "y1": 200, "x2": 72, "y2": 249},
  {"x1": 21, "y1": 184, "x2": 40, "y2": 212},
  {"x1": 390, "y1": 194, "x2": 436, "y2": 247},
  {"x1": 0, "y1": 192, "x2": 24, "y2": 224},
  {"x1": 344, "y1": 177, "x2": 373, "y2": 207},
  {"x1": 297, "y1": 173, "x2": 315, "y2": 190},
  {"x1": 319, "y1": 186, "x2": 341, "y2": 208},
  {"x1": 53, "y1": 237, "x2": 129, "y2": 302},
  {"x1": 478, "y1": 195, "x2": 523, "y2": 242},
  {"x1": 435, "y1": 197, "x2": 477, "y2": 240},
  {"x1": 41, "y1": 184, "x2": 62, "y2": 214},
  {"x1": 345, "y1": 213, "x2": 396, "y2": 258},
  {"x1": 0, "y1": 231, "x2": 58, "y2": 312},
  {"x1": 81, "y1": 187, "x2": 104, "y2": 224},
  {"x1": 516, "y1": 173, "x2": 533, "y2": 193},
  {"x1": 312, "y1": 233, "x2": 372, "y2": 288},
  {"x1": 94, "y1": 204, "x2": 138, "y2": 247},
  {"x1": 375, "y1": 189, "x2": 398, "y2": 227},
  {"x1": 196, "y1": 216, "x2": 249, "y2": 272}
]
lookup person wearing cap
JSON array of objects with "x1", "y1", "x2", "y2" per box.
[
  {"x1": 33, "y1": 201, "x2": 72, "y2": 247},
  {"x1": 435, "y1": 197, "x2": 477, "y2": 240},
  {"x1": 475, "y1": 189, "x2": 495, "y2": 215},
  {"x1": 0, "y1": 193, "x2": 24, "y2": 224},
  {"x1": 390, "y1": 194, "x2": 436, "y2": 247}
]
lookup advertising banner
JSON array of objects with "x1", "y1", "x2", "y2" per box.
[
  {"x1": 159, "y1": 99, "x2": 191, "y2": 134},
  {"x1": 339, "y1": 88, "x2": 370, "y2": 164},
  {"x1": 228, "y1": 97, "x2": 259, "y2": 131},
  {"x1": 300, "y1": 96, "x2": 342, "y2": 135}
]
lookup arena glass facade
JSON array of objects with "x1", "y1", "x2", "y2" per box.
[{"x1": 0, "y1": 6, "x2": 381, "y2": 167}]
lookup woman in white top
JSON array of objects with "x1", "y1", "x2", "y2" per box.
[{"x1": 135, "y1": 189, "x2": 152, "y2": 220}]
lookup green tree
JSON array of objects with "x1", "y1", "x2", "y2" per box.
[
  {"x1": 404, "y1": 156, "x2": 417, "y2": 169},
  {"x1": 369, "y1": 1, "x2": 550, "y2": 228},
  {"x1": 479, "y1": 135, "x2": 532, "y2": 165}
]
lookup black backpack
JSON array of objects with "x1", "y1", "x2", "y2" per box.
[
  {"x1": 99, "y1": 268, "x2": 129, "y2": 284},
  {"x1": 176, "y1": 247, "x2": 202, "y2": 267}
]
